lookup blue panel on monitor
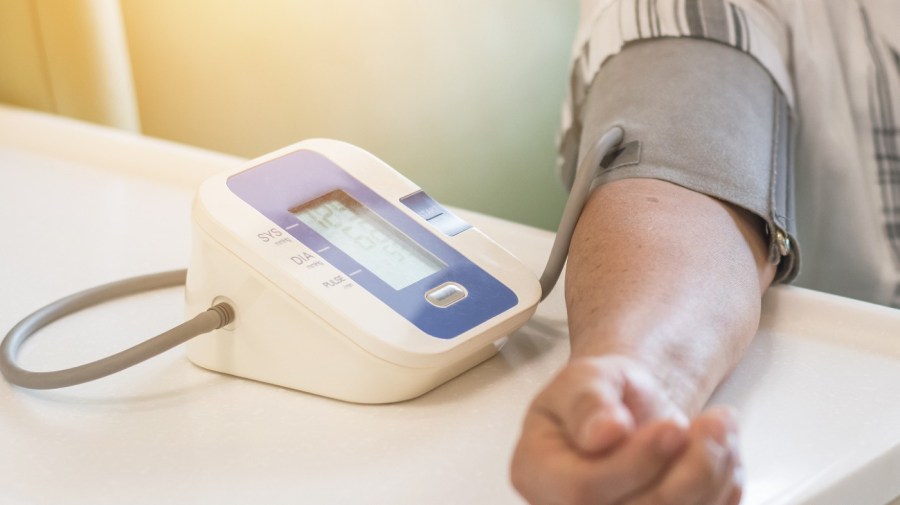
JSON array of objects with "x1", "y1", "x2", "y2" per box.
[{"x1": 226, "y1": 150, "x2": 518, "y2": 339}]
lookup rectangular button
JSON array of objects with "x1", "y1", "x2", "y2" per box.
[
  {"x1": 400, "y1": 191, "x2": 444, "y2": 221},
  {"x1": 400, "y1": 190, "x2": 472, "y2": 236},
  {"x1": 427, "y1": 212, "x2": 471, "y2": 236}
]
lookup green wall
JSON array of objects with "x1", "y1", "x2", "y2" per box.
[{"x1": 122, "y1": 0, "x2": 579, "y2": 229}]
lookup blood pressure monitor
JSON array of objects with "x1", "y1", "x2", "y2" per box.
[
  {"x1": 2, "y1": 128, "x2": 622, "y2": 402},
  {"x1": 185, "y1": 139, "x2": 541, "y2": 403}
]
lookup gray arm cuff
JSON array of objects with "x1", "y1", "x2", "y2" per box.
[{"x1": 572, "y1": 38, "x2": 799, "y2": 283}]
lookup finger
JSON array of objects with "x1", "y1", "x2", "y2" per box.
[
  {"x1": 621, "y1": 370, "x2": 690, "y2": 426},
  {"x1": 512, "y1": 410, "x2": 593, "y2": 504},
  {"x1": 709, "y1": 471, "x2": 742, "y2": 505},
  {"x1": 533, "y1": 359, "x2": 635, "y2": 453},
  {"x1": 725, "y1": 485, "x2": 743, "y2": 505},
  {"x1": 628, "y1": 407, "x2": 738, "y2": 505},
  {"x1": 575, "y1": 420, "x2": 689, "y2": 503},
  {"x1": 513, "y1": 413, "x2": 688, "y2": 505},
  {"x1": 711, "y1": 411, "x2": 744, "y2": 505},
  {"x1": 569, "y1": 380, "x2": 635, "y2": 454},
  {"x1": 718, "y1": 482, "x2": 743, "y2": 505}
]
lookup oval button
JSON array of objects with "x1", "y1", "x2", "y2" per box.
[{"x1": 425, "y1": 282, "x2": 468, "y2": 308}]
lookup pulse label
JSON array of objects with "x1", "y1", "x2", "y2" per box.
[{"x1": 322, "y1": 275, "x2": 347, "y2": 288}]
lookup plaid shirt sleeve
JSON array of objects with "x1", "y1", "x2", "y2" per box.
[{"x1": 559, "y1": 0, "x2": 794, "y2": 188}]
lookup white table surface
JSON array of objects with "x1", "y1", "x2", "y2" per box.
[{"x1": 1, "y1": 105, "x2": 899, "y2": 505}]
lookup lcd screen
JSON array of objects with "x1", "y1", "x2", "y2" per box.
[{"x1": 292, "y1": 191, "x2": 445, "y2": 290}]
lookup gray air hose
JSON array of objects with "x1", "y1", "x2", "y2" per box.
[
  {"x1": 538, "y1": 126, "x2": 624, "y2": 300},
  {"x1": 0, "y1": 270, "x2": 233, "y2": 389}
]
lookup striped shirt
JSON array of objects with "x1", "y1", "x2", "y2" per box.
[{"x1": 561, "y1": 0, "x2": 900, "y2": 307}]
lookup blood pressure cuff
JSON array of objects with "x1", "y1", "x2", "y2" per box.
[{"x1": 562, "y1": 38, "x2": 799, "y2": 283}]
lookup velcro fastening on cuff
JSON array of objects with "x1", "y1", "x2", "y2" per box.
[{"x1": 767, "y1": 87, "x2": 799, "y2": 283}]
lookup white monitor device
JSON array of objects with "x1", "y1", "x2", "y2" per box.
[{"x1": 184, "y1": 139, "x2": 542, "y2": 403}]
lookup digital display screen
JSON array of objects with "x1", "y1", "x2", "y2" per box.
[{"x1": 292, "y1": 191, "x2": 445, "y2": 290}]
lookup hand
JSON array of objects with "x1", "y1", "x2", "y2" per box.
[{"x1": 511, "y1": 355, "x2": 743, "y2": 505}]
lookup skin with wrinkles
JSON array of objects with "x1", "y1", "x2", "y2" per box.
[{"x1": 511, "y1": 178, "x2": 775, "y2": 505}]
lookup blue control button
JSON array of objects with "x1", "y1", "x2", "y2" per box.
[{"x1": 400, "y1": 191, "x2": 472, "y2": 237}]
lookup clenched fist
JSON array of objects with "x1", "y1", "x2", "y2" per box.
[{"x1": 511, "y1": 356, "x2": 743, "y2": 505}]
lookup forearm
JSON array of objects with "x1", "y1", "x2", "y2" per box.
[{"x1": 565, "y1": 177, "x2": 776, "y2": 415}]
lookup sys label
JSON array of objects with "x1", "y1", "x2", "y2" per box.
[
  {"x1": 257, "y1": 228, "x2": 282, "y2": 242},
  {"x1": 258, "y1": 228, "x2": 292, "y2": 245}
]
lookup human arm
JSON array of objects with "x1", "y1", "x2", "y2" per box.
[{"x1": 510, "y1": 15, "x2": 797, "y2": 504}]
